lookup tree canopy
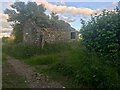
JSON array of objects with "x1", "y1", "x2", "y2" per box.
[{"x1": 4, "y1": 2, "x2": 47, "y2": 24}]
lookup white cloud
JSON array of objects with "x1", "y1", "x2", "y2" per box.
[
  {"x1": 34, "y1": 0, "x2": 120, "y2": 2},
  {"x1": 35, "y1": 0, "x2": 119, "y2": 16},
  {"x1": 0, "y1": 2, "x2": 13, "y2": 38},
  {"x1": 1, "y1": 21, "x2": 10, "y2": 28},
  {"x1": 60, "y1": 0, "x2": 65, "y2": 5},
  {"x1": 0, "y1": 13, "x2": 12, "y2": 38},
  {"x1": 0, "y1": 32, "x2": 10, "y2": 38},
  {"x1": 0, "y1": 13, "x2": 8, "y2": 20},
  {"x1": 58, "y1": 15, "x2": 76, "y2": 22},
  {"x1": 34, "y1": 0, "x2": 95, "y2": 15}
]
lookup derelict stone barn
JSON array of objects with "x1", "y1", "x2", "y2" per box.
[{"x1": 23, "y1": 19, "x2": 79, "y2": 46}]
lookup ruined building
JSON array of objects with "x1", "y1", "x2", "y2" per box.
[{"x1": 23, "y1": 19, "x2": 79, "y2": 46}]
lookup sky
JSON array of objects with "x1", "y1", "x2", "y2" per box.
[{"x1": 0, "y1": 0, "x2": 119, "y2": 38}]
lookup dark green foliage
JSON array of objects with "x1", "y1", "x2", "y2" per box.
[
  {"x1": 80, "y1": 9, "x2": 120, "y2": 62},
  {"x1": 49, "y1": 44, "x2": 120, "y2": 88},
  {"x1": 50, "y1": 60, "x2": 120, "y2": 88}
]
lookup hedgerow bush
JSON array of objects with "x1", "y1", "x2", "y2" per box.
[{"x1": 80, "y1": 8, "x2": 120, "y2": 63}]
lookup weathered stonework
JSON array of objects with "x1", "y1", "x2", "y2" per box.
[{"x1": 23, "y1": 19, "x2": 79, "y2": 46}]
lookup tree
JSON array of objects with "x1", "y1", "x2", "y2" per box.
[
  {"x1": 5, "y1": 2, "x2": 46, "y2": 24},
  {"x1": 4, "y1": 2, "x2": 47, "y2": 43}
]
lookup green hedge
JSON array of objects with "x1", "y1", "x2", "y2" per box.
[{"x1": 80, "y1": 9, "x2": 120, "y2": 62}]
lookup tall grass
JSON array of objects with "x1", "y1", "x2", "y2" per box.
[
  {"x1": 2, "y1": 43, "x2": 42, "y2": 59},
  {"x1": 2, "y1": 41, "x2": 120, "y2": 88},
  {"x1": 2, "y1": 41, "x2": 73, "y2": 59},
  {"x1": 47, "y1": 45, "x2": 120, "y2": 88}
]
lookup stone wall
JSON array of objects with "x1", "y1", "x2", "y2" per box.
[
  {"x1": 23, "y1": 19, "x2": 78, "y2": 45},
  {"x1": 38, "y1": 28, "x2": 71, "y2": 43}
]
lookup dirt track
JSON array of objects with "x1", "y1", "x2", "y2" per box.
[{"x1": 6, "y1": 56, "x2": 63, "y2": 88}]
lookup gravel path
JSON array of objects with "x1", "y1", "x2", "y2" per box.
[{"x1": 6, "y1": 56, "x2": 64, "y2": 88}]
